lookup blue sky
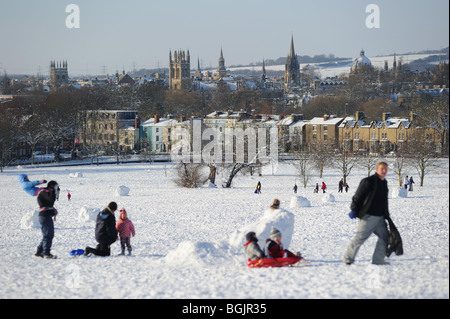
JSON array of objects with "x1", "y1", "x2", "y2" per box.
[{"x1": 0, "y1": 0, "x2": 448, "y2": 75}]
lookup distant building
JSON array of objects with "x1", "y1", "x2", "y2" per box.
[
  {"x1": 80, "y1": 110, "x2": 139, "y2": 154},
  {"x1": 284, "y1": 36, "x2": 301, "y2": 89},
  {"x1": 351, "y1": 49, "x2": 373, "y2": 73},
  {"x1": 169, "y1": 49, "x2": 191, "y2": 91},
  {"x1": 50, "y1": 61, "x2": 69, "y2": 89}
]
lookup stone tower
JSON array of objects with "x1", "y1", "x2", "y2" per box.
[
  {"x1": 50, "y1": 61, "x2": 69, "y2": 89},
  {"x1": 216, "y1": 48, "x2": 227, "y2": 79},
  {"x1": 169, "y1": 49, "x2": 191, "y2": 91},
  {"x1": 284, "y1": 36, "x2": 300, "y2": 87}
]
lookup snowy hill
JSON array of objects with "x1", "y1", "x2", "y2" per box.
[{"x1": 0, "y1": 160, "x2": 448, "y2": 299}]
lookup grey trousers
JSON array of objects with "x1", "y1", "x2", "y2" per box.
[{"x1": 343, "y1": 215, "x2": 389, "y2": 265}]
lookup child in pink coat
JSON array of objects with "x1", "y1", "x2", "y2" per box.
[{"x1": 115, "y1": 208, "x2": 135, "y2": 255}]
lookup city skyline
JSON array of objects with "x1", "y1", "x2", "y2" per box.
[{"x1": 0, "y1": 0, "x2": 449, "y2": 76}]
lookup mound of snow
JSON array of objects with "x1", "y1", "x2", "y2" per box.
[
  {"x1": 289, "y1": 195, "x2": 311, "y2": 208},
  {"x1": 115, "y1": 185, "x2": 130, "y2": 196},
  {"x1": 163, "y1": 241, "x2": 229, "y2": 267},
  {"x1": 228, "y1": 207, "x2": 295, "y2": 253},
  {"x1": 69, "y1": 172, "x2": 83, "y2": 178},
  {"x1": 78, "y1": 206, "x2": 100, "y2": 223},
  {"x1": 20, "y1": 209, "x2": 40, "y2": 230},
  {"x1": 392, "y1": 187, "x2": 408, "y2": 198},
  {"x1": 322, "y1": 193, "x2": 336, "y2": 204}
]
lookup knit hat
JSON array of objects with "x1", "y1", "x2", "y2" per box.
[
  {"x1": 270, "y1": 227, "x2": 282, "y2": 240},
  {"x1": 108, "y1": 202, "x2": 118, "y2": 211},
  {"x1": 270, "y1": 199, "x2": 280, "y2": 209},
  {"x1": 245, "y1": 232, "x2": 257, "y2": 242}
]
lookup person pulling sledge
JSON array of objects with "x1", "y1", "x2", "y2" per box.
[{"x1": 18, "y1": 174, "x2": 47, "y2": 196}]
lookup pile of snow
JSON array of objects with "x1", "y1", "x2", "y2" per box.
[
  {"x1": 163, "y1": 241, "x2": 229, "y2": 267},
  {"x1": 115, "y1": 185, "x2": 130, "y2": 196},
  {"x1": 322, "y1": 193, "x2": 336, "y2": 204},
  {"x1": 228, "y1": 206, "x2": 295, "y2": 254},
  {"x1": 289, "y1": 195, "x2": 311, "y2": 208},
  {"x1": 69, "y1": 172, "x2": 83, "y2": 178},
  {"x1": 392, "y1": 187, "x2": 408, "y2": 198},
  {"x1": 20, "y1": 209, "x2": 40, "y2": 229},
  {"x1": 78, "y1": 206, "x2": 100, "y2": 223}
]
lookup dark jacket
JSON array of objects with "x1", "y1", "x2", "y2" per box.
[
  {"x1": 95, "y1": 208, "x2": 118, "y2": 246},
  {"x1": 351, "y1": 173, "x2": 389, "y2": 219},
  {"x1": 37, "y1": 188, "x2": 57, "y2": 217},
  {"x1": 386, "y1": 216, "x2": 404, "y2": 257}
]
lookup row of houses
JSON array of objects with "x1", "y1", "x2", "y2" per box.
[{"x1": 79, "y1": 109, "x2": 448, "y2": 159}]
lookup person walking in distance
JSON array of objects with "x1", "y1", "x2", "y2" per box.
[{"x1": 343, "y1": 162, "x2": 390, "y2": 265}]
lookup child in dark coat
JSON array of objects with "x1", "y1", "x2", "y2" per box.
[
  {"x1": 243, "y1": 232, "x2": 266, "y2": 261},
  {"x1": 264, "y1": 227, "x2": 299, "y2": 259}
]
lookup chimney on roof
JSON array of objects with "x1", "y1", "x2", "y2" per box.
[
  {"x1": 355, "y1": 111, "x2": 365, "y2": 121},
  {"x1": 179, "y1": 114, "x2": 185, "y2": 122},
  {"x1": 135, "y1": 115, "x2": 140, "y2": 129},
  {"x1": 323, "y1": 114, "x2": 329, "y2": 121},
  {"x1": 382, "y1": 112, "x2": 391, "y2": 122},
  {"x1": 154, "y1": 114, "x2": 159, "y2": 124},
  {"x1": 410, "y1": 111, "x2": 417, "y2": 123}
]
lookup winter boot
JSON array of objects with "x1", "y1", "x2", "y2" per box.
[
  {"x1": 35, "y1": 247, "x2": 44, "y2": 258},
  {"x1": 43, "y1": 253, "x2": 57, "y2": 259}
]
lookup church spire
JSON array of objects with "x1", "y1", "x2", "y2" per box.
[{"x1": 289, "y1": 35, "x2": 295, "y2": 57}]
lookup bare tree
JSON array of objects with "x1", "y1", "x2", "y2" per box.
[
  {"x1": 17, "y1": 114, "x2": 46, "y2": 165},
  {"x1": 391, "y1": 148, "x2": 410, "y2": 187},
  {"x1": 174, "y1": 162, "x2": 208, "y2": 188},
  {"x1": 310, "y1": 142, "x2": 333, "y2": 178},
  {"x1": 335, "y1": 142, "x2": 358, "y2": 184},
  {"x1": 293, "y1": 151, "x2": 311, "y2": 188},
  {"x1": 359, "y1": 154, "x2": 379, "y2": 177},
  {"x1": 408, "y1": 129, "x2": 440, "y2": 187}
]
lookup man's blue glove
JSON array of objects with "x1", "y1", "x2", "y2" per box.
[{"x1": 348, "y1": 211, "x2": 358, "y2": 219}]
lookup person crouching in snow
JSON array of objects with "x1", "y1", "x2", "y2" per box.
[
  {"x1": 264, "y1": 227, "x2": 300, "y2": 259},
  {"x1": 18, "y1": 174, "x2": 47, "y2": 196},
  {"x1": 116, "y1": 208, "x2": 135, "y2": 255},
  {"x1": 243, "y1": 232, "x2": 266, "y2": 261}
]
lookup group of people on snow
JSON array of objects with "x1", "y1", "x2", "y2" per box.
[
  {"x1": 21, "y1": 159, "x2": 402, "y2": 265},
  {"x1": 403, "y1": 175, "x2": 415, "y2": 191},
  {"x1": 19, "y1": 174, "x2": 135, "y2": 258}
]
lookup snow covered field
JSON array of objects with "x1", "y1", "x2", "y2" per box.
[{"x1": 0, "y1": 160, "x2": 448, "y2": 299}]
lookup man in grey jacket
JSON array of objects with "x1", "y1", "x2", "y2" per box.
[{"x1": 343, "y1": 162, "x2": 390, "y2": 265}]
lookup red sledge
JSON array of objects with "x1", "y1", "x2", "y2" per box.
[{"x1": 247, "y1": 256, "x2": 302, "y2": 268}]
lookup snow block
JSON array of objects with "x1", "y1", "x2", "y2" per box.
[
  {"x1": 115, "y1": 185, "x2": 130, "y2": 196},
  {"x1": 20, "y1": 209, "x2": 41, "y2": 230},
  {"x1": 69, "y1": 172, "x2": 83, "y2": 178},
  {"x1": 392, "y1": 187, "x2": 408, "y2": 198},
  {"x1": 163, "y1": 241, "x2": 229, "y2": 267},
  {"x1": 78, "y1": 206, "x2": 100, "y2": 223},
  {"x1": 289, "y1": 195, "x2": 311, "y2": 208},
  {"x1": 228, "y1": 207, "x2": 295, "y2": 253},
  {"x1": 322, "y1": 193, "x2": 336, "y2": 204}
]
